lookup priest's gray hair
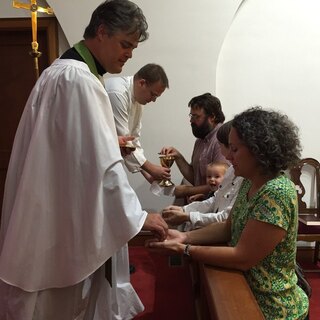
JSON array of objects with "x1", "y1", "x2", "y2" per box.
[{"x1": 83, "y1": 0, "x2": 148, "y2": 42}]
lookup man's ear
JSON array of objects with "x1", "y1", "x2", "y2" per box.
[
  {"x1": 208, "y1": 115, "x2": 216, "y2": 124},
  {"x1": 97, "y1": 24, "x2": 106, "y2": 41},
  {"x1": 138, "y1": 78, "x2": 147, "y2": 87}
]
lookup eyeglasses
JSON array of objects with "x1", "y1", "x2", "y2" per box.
[
  {"x1": 145, "y1": 81, "x2": 161, "y2": 100},
  {"x1": 150, "y1": 90, "x2": 160, "y2": 99}
]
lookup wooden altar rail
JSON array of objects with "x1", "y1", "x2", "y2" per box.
[
  {"x1": 198, "y1": 263, "x2": 264, "y2": 320},
  {"x1": 129, "y1": 232, "x2": 264, "y2": 320}
]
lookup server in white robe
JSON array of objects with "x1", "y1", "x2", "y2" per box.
[
  {"x1": 0, "y1": 1, "x2": 168, "y2": 319},
  {"x1": 105, "y1": 64, "x2": 170, "y2": 183}
]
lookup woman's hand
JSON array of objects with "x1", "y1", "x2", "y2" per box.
[{"x1": 146, "y1": 228, "x2": 187, "y2": 255}]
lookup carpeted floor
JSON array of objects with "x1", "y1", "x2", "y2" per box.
[{"x1": 129, "y1": 246, "x2": 197, "y2": 320}]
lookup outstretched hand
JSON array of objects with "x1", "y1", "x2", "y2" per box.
[{"x1": 145, "y1": 228, "x2": 187, "y2": 255}]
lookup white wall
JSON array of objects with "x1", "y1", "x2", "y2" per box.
[
  {"x1": 216, "y1": 0, "x2": 320, "y2": 159},
  {"x1": 1, "y1": 0, "x2": 319, "y2": 212},
  {"x1": 106, "y1": 0, "x2": 242, "y2": 211},
  {"x1": 46, "y1": 0, "x2": 242, "y2": 211}
]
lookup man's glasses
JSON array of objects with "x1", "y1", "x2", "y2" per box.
[
  {"x1": 146, "y1": 82, "x2": 160, "y2": 100},
  {"x1": 150, "y1": 90, "x2": 160, "y2": 99}
]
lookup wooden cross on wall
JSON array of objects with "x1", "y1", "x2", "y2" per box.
[{"x1": 12, "y1": 0, "x2": 53, "y2": 79}]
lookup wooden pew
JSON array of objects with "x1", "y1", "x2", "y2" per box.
[
  {"x1": 129, "y1": 232, "x2": 264, "y2": 320},
  {"x1": 198, "y1": 263, "x2": 264, "y2": 320}
]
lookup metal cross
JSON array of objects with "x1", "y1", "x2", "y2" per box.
[{"x1": 12, "y1": 0, "x2": 53, "y2": 79}]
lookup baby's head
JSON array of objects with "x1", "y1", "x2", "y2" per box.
[{"x1": 206, "y1": 161, "x2": 229, "y2": 191}]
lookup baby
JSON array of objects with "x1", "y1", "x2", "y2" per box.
[{"x1": 187, "y1": 161, "x2": 229, "y2": 203}]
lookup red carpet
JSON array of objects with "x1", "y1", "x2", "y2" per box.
[{"x1": 129, "y1": 246, "x2": 197, "y2": 320}]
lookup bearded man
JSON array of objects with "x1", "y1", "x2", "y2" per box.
[{"x1": 161, "y1": 93, "x2": 227, "y2": 200}]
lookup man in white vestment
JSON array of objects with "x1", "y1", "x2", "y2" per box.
[
  {"x1": 0, "y1": 1, "x2": 168, "y2": 319},
  {"x1": 105, "y1": 64, "x2": 170, "y2": 183}
]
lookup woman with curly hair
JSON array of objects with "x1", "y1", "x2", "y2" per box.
[{"x1": 148, "y1": 107, "x2": 309, "y2": 319}]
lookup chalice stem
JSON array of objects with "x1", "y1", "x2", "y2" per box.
[{"x1": 159, "y1": 155, "x2": 175, "y2": 187}]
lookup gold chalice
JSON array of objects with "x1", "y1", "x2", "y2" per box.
[{"x1": 159, "y1": 155, "x2": 175, "y2": 187}]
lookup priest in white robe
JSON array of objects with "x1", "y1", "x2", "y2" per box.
[{"x1": 0, "y1": 1, "x2": 167, "y2": 319}]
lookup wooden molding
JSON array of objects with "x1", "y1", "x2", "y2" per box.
[{"x1": 0, "y1": 17, "x2": 59, "y2": 63}]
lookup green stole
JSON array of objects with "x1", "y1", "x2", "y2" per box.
[{"x1": 74, "y1": 40, "x2": 100, "y2": 80}]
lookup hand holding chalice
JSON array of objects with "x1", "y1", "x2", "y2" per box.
[{"x1": 158, "y1": 155, "x2": 175, "y2": 187}]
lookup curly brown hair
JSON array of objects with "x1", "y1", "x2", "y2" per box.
[{"x1": 232, "y1": 107, "x2": 302, "y2": 175}]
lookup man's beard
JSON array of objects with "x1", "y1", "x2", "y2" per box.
[{"x1": 191, "y1": 120, "x2": 213, "y2": 139}]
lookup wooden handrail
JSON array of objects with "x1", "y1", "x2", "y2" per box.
[
  {"x1": 199, "y1": 263, "x2": 264, "y2": 320},
  {"x1": 128, "y1": 230, "x2": 153, "y2": 246}
]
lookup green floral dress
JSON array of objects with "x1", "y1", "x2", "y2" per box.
[{"x1": 230, "y1": 174, "x2": 309, "y2": 320}]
